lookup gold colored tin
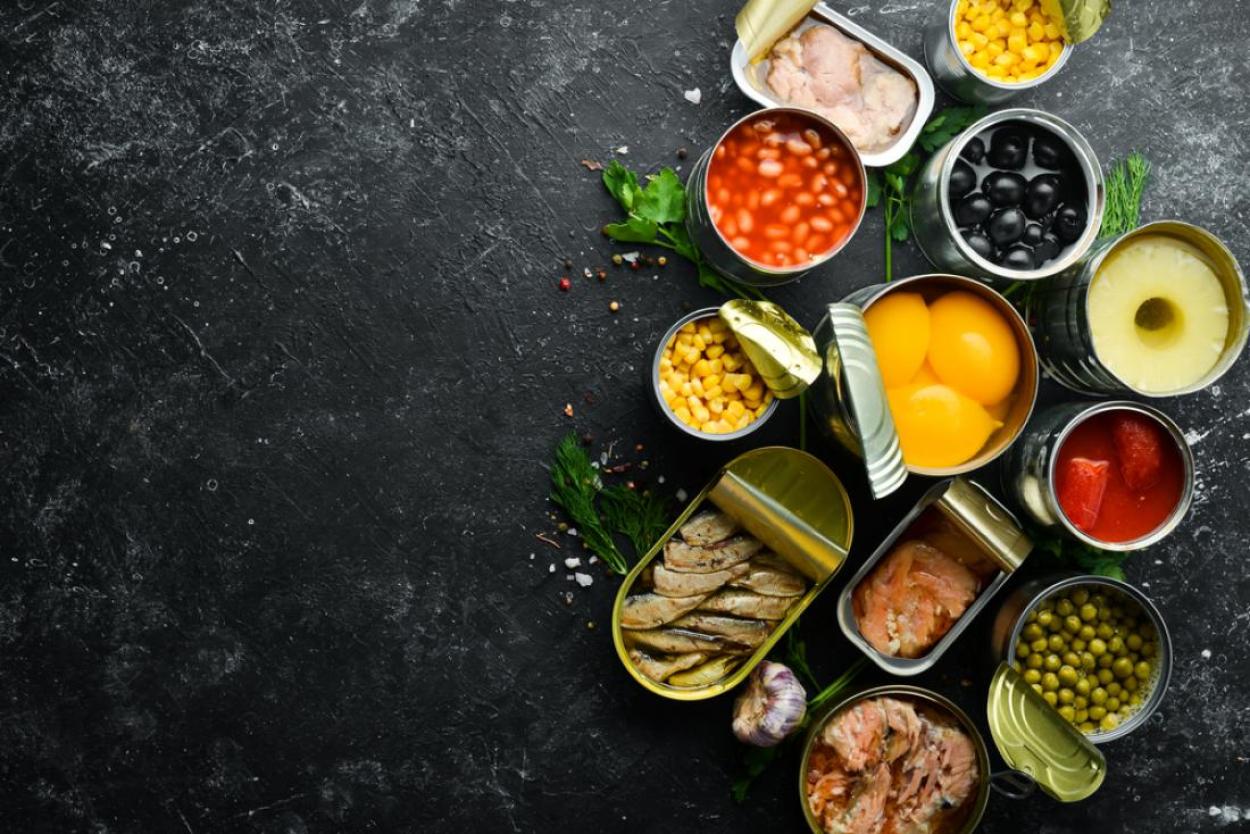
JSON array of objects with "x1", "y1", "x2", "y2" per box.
[
  {"x1": 719, "y1": 299, "x2": 821, "y2": 400},
  {"x1": 735, "y1": 0, "x2": 818, "y2": 62},
  {"x1": 1042, "y1": 0, "x2": 1111, "y2": 44},
  {"x1": 986, "y1": 663, "x2": 1106, "y2": 801},
  {"x1": 611, "y1": 447, "x2": 854, "y2": 700},
  {"x1": 941, "y1": 477, "x2": 1031, "y2": 573}
]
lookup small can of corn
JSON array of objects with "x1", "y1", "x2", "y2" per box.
[
  {"x1": 650, "y1": 307, "x2": 779, "y2": 441},
  {"x1": 924, "y1": 0, "x2": 1072, "y2": 104}
]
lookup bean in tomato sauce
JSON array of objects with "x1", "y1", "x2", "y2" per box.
[{"x1": 706, "y1": 113, "x2": 862, "y2": 269}]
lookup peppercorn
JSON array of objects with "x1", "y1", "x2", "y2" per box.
[
  {"x1": 563, "y1": 259, "x2": 573, "y2": 269},
  {"x1": 676, "y1": 147, "x2": 688, "y2": 159},
  {"x1": 657, "y1": 256, "x2": 668, "y2": 267},
  {"x1": 611, "y1": 254, "x2": 623, "y2": 266},
  {"x1": 596, "y1": 268, "x2": 607, "y2": 281},
  {"x1": 558, "y1": 277, "x2": 571, "y2": 292},
  {"x1": 630, "y1": 261, "x2": 640, "y2": 271},
  {"x1": 609, "y1": 300, "x2": 621, "y2": 313}
]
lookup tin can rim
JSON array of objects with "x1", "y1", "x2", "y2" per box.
[
  {"x1": 651, "y1": 307, "x2": 779, "y2": 441},
  {"x1": 700, "y1": 107, "x2": 868, "y2": 275},
  {"x1": 1042, "y1": 400, "x2": 1195, "y2": 551},
  {"x1": 1073, "y1": 220, "x2": 1250, "y2": 397},
  {"x1": 854, "y1": 273, "x2": 1041, "y2": 476},
  {"x1": 937, "y1": 108, "x2": 1104, "y2": 281},
  {"x1": 798, "y1": 684, "x2": 992, "y2": 834},
  {"x1": 1001, "y1": 574, "x2": 1174, "y2": 743},
  {"x1": 945, "y1": 0, "x2": 1073, "y2": 91}
]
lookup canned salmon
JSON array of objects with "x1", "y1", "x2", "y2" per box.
[
  {"x1": 685, "y1": 107, "x2": 867, "y2": 288},
  {"x1": 1002, "y1": 400, "x2": 1195, "y2": 551}
]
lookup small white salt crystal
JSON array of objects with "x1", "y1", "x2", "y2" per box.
[
  {"x1": 614, "y1": 145, "x2": 629, "y2": 154},
  {"x1": 588, "y1": 556, "x2": 598, "y2": 564},
  {"x1": 566, "y1": 574, "x2": 575, "y2": 581},
  {"x1": 564, "y1": 557, "x2": 582, "y2": 569},
  {"x1": 657, "y1": 475, "x2": 666, "y2": 484},
  {"x1": 676, "y1": 488, "x2": 688, "y2": 501},
  {"x1": 529, "y1": 553, "x2": 535, "y2": 560},
  {"x1": 683, "y1": 88, "x2": 702, "y2": 104},
  {"x1": 621, "y1": 251, "x2": 640, "y2": 263},
  {"x1": 548, "y1": 564, "x2": 556, "y2": 573},
  {"x1": 575, "y1": 572, "x2": 594, "y2": 587},
  {"x1": 1201, "y1": 649, "x2": 1212, "y2": 659},
  {"x1": 567, "y1": 527, "x2": 579, "y2": 537}
]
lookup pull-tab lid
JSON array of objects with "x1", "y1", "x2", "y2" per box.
[
  {"x1": 821, "y1": 302, "x2": 906, "y2": 499},
  {"x1": 1042, "y1": 0, "x2": 1111, "y2": 44},
  {"x1": 935, "y1": 478, "x2": 1032, "y2": 573},
  {"x1": 735, "y1": 0, "x2": 818, "y2": 63},
  {"x1": 986, "y1": 663, "x2": 1106, "y2": 802},
  {"x1": 719, "y1": 299, "x2": 820, "y2": 400}
]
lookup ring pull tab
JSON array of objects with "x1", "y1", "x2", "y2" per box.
[{"x1": 990, "y1": 769, "x2": 1037, "y2": 800}]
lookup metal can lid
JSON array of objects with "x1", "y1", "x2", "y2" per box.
[
  {"x1": 936, "y1": 478, "x2": 1032, "y2": 573},
  {"x1": 735, "y1": 0, "x2": 818, "y2": 63},
  {"x1": 986, "y1": 663, "x2": 1106, "y2": 802},
  {"x1": 821, "y1": 302, "x2": 906, "y2": 499},
  {"x1": 719, "y1": 299, "x2": 821, "y2": 400},
  {"x1": 1043, "y1": 0, "x2": 1111, "y2": 44}
]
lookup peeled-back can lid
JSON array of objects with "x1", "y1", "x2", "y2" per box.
[
  {"x1": 1042, "y1": 0, "x2": 1111, "y2": 44},
  {"x1": 936, "y1": 478, "x2": 1032, "y2": 573},
  {"x1": 735, "y1": 0, "x2": 818, "y2": 63},
  {"x1": 719, "y1": 299, "x2": 821, "y2": 400},
  {"x1": 821, "y1": 302, "x2": 906, "y2": 499},
  {"x1": 986, "y1": 663, "x2": 1106, "y2": 802}
]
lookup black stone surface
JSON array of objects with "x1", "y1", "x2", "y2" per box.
[{"x1": 2, "y1": 1, "x2": 1247, "y2": 832}]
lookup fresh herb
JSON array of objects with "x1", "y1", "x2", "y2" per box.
[
  {"x1": 1100, "y1": 152, "x2": 1151, "y2": 239},
  {"x1": 599, "y1": 484, "x2": 670, "y2": 560},
  {"x1": 865, "y1": 107, "x2": 987, "y2": 280},
  {"x1": 600, "y1": 160, "x2": 764, "y2": 300},
  {"x1": 548, "y1": 433, "x2": 629, "y2": 573},
  {"x1": 784, "y1": 628, "x2": 819, "y2": 691},
  {"x1": 1031, "y1": 527, "x2": 1128, "y2": 580},
  {"x1": 730, "y1": 654, "x2": 867, "y2": 803}
]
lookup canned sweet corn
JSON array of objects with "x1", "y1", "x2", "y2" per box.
[{"x1": 955, "y1": 0, "x2": 1063, "y2": 84}]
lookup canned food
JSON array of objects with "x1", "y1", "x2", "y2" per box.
[
  {"x1": 923, "y1": 0, "x2": 1072, "y2": 104},
  {"x1": 798, "y1": 676, "x2": 1105, "y2": 833},
  {"x1": 811, "y1": 274, "x2": 1040, "y2": 495},
  {"x1": 910, "y1": 109, "x2": 1104, "y2": 282},
  {"x1": 1028, "y1": 220, "x2": 1250, "y2": 397},
  {"x1": 730, "y1": 1, "x2": 935, "y2": 168},
  {"x1": 837, "y1": 478, "x2": 1030, "y2": 676},
  {"x1": 685, "y1": 108, "x2": 867, "y2": 288},
  {"x1": 611, "y1": 447, "x2": 853, "y2": 700},
  {"x1": 990, "y1": 574, "x2": 1173, "y2": 742},
  {"x1": 1003, "y1": 400, "x2": 1194, "y2": 551}
]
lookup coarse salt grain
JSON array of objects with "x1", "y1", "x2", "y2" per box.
[
  {"x1": 564, "y1": 557, "x2": 582, "y2": 569},
  {"x1": 676, "y1": 488, "x2": 688, "y2": 501},
  {"x1": 1202, "y1": 649, "x2": 1212, "y2": 659},
  {"x1": 548, "y1": 564, "x2": 556, "y2": 573},
  {"x1": 683, "y1": 88, "x2": 702, "y2": 105},
  {"x1": 575, "y1": 572, "x2": 593, "y2": 587}
]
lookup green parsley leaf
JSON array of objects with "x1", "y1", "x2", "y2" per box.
[
  {"x1": 865, "y1": 171, "x2": 882, "y2": 209},
  {"x1": 602, "y1": 160, "x2": 641, "y2": 211},
  {"x1": 635, "y1": 168, "x2": 685, "y2": 225},
  {"x1": 603, "y1": 216, "x2": 659, "y2": 244}
]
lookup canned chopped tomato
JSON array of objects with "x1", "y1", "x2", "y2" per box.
[{"x1": 705, "y1": 112, "x2": 863, "y2": 269}]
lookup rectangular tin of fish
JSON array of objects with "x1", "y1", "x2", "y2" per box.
[
  {"x1": 611, "y1": 446, "x2": 854, "y2": 700},
  {"x1": 836, "y1": 477, "x2": 1031, "y2": 676},
  {"x1": 730, "y1": 2, "x2": 935, "y2": 168}
]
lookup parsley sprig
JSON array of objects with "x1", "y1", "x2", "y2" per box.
[{"x1": 601, "y1": 160, "x2": 764, "y2": 300}]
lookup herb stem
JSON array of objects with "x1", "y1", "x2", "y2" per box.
[{"x1": 808, "y1": 657, "x2": 869, "y2": 714}]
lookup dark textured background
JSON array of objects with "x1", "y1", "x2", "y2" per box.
[{"x1": 1, "y1": 1, "x2": 1247, "y2": 831}]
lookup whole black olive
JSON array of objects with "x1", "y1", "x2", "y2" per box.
[
  {"x1": 954, "y1": 193, "x2": 994, "y2": 227},
  {"x1": 982, "y1": 171, "x2": 1027, "y2": 207},
  {"x1": 988, "y1": 129, "x2": 1028, "y2": 170},
  {"x1": 1025, "y1": 174, "x2": 1062, "y2": 219},
  {"x1": 1032, "y1": 132, "x2": 1066, "y2": 169},
  {"x1": 960, "y1": 136, "x2": 986, "y2": 164},
  {"x1": 986, "y1": 207, "x2": 1027, "y2": 246},
  {"x1": 1021, "y1": 223, "x2": 1045, "y2": 247},
  {"x1": 999, "y1": 244, "x2": 1035, "y2": 270},
  {"x1": 1034, "y1": 232, "x2": 1062, "y2": 263},
  {"x1": 962, "y1": 229, "x2": 994, "y2": 260},
  {"x1": 1052, "y1": 203, "x2": 1086, "y2": 243},
  {"x1": 949, "y1": 159, "x2": 977, "y2": 201}
]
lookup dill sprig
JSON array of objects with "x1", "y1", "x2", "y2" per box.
[
  {"x1": 599, "y1": 485, "x2": 670, "y2": 560},
  {"x1": 548, "y1": 433, "x2": 628, "y2": 574},
  {"x1": 1100, "y1": 152, "x2": 1151, "y2": 239}
]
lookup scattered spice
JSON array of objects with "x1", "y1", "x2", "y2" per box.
[
  {"x1": 563, "y1": 403, "x2": 574, "y2": 417},
  {"x1": 558, "y1": 277, "x2": 571, "y2": 292},
  {"x1": 676, "y1": 147, "x2": 688, "y2": 159},
  {"x1": 609, "y1": 300, "x2": 621, "y2": 313},
  {"x1": 657, "y1": 256, "x2": 668, "y2": 267},
  {"x1": 596, "y1": 268, "x2": 607, "y2": 281},
  {"x1": 535, "y1": 532, "x2": 562, "y2": 549},
  {"x1": 612, "y1": 253, "x2": 623, "y2": 266},
  {"x1": 580, "y1": 159, "x2": 605, "y2": 171},
  {"x1": 563, "y1": 258, "x2": 573, "y2": 269}
]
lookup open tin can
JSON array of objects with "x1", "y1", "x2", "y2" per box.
[
  {"x1": 910, "y1": 108, "x2": 1104, "y2": 283},
  {"x1": 837, "y1": 478, "x2": 1031, "y2": 675},
  {"x1": 810, "y1": 274, "x2": 1040, "y2": 498},
  {"x1": 799, "y1": 674, "x2": 1105, "y2": 833},
  {"x1": 1002, "y1": 400, "x2": 1195, "y2": 551},
  {"x1": 685, "y1": 107, "x2": 867, "y2": 288},
  {"x1": 1027, "y1": 220, "x2": 1250, "y2": 396},
  {"x1": 989, "y1": 574, "x2": 1173, "y2": 743},
  {"x1": 730, "y1": 1, "x2": 935, "y2": 168},
  {"x1": 611, "y1": 447, "x2": 853, "y2": 700}
]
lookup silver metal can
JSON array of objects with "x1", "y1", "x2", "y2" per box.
[
  {"x1": 910, "y1": 108, "x2": 1104, "y2": 283},
  {"x1": 1027, "y1": 220, "x2": 1250, "y2": 396},
  {"x1": 685, "y1": 108, "x2": 866, "y2": 289},
  {"x1": 649, "y1": 307, "x2": 779, "y2": 441},
  {"x1": 989, "y1": 574, "x2": 1173, "y2": 743},
  {"x1": 1001, "y1": 400, "x2": 1195, "y2": 551},
  {"x1": 923, "y1": 0, "x2": 1072, "y2": 104}
]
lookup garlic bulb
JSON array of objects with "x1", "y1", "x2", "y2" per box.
[{"x1": 732, "y1": 661, "x2": 807, "y2": 747}]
